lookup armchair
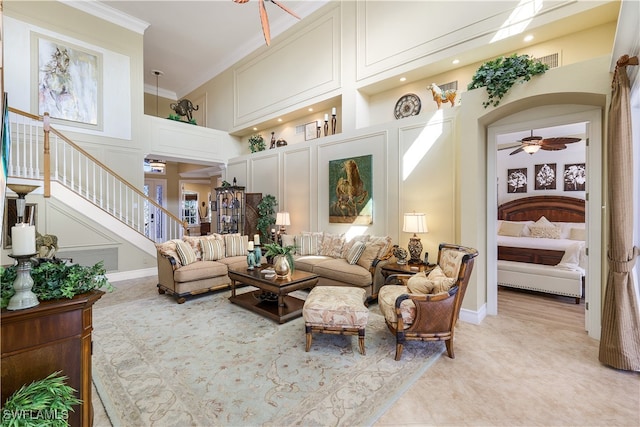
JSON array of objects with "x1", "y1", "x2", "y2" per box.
[{"x1": 378, "y1": 243, "x2": 478, "y2": 360}]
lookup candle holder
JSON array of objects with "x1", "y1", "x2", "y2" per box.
[
  {"x1": 324, "y1": 119, "x2": 329, "y2": 137},
  {"x1": 316, "y1": 123, "x2": 321, "y2": 139},
  {"x1": 331, "y1": 114, "x2": 337, "y2": 135},
  {"x1": 7, "y1": 184, "x2": 39, "y2": 223},
  {"x1": 7, "y1": 253, "x2": 39, "y2": 310},
  {"x1": 247, "y1": 250, "x2": 256, "y2": 270},
  {"x1": 254, "y1": 244, "x2": 262, "y2": 266}
]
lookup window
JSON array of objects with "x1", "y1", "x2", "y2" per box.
[{"x1": 182, "y1": 193, "x2": 198, "y2": 225}]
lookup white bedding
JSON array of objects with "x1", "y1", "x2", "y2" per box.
[{"x1": 496, "y1": 235, "x2": 580, "y2": 251}]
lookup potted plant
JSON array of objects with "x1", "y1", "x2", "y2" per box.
[
  {"x1": 467, "y1": 53, "x2": 549, "y2": 108},
  {"x1": 248, "y1": 134, "x2": 266, "y2": 153},
  {"x1": 1, "y1": 371, "x2": 82, "y2": 427},
  {"x1": 256, "y1": 194, "x2": 278, "y2": 244},
  {"x1": 263, "y1": 242, "x2": 296, "y2": 277},
  {"x1": 0, "y1": 260, "x2": 113, "y2": 309}
]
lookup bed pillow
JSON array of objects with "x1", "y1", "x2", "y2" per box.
[
  {"x1": 569, "y1": 227, "x2": 586, "y2": 241},
  {"x1": 498, "y1": 221, "x2": 526, "y2": 237},
  {"x1": 530, "y1": 216, "x2": 562, "y2": 239}
]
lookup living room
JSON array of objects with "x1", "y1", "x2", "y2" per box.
[{"x1": 1, "y1": 0, "x2": 639, "y2": 424}]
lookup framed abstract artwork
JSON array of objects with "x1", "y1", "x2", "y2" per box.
[
  {"x1": 507, "y1": 168, "x2": 527, "y2": 193},
  {"x1": 564, "y1": 163, "x2": 586, "y2": 191},
  {"x1": 535, "y1": 163, "x2": 557, "y2": 190},
  {"x1": 329, "y1": 155, "x2": 373, "y2": 224},
  {"x1": 34, "y1": 34, "x2": 102, "y2": 127}
]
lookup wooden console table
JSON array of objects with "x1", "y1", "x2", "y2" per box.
[{"x1": 1, "y1": 290, "x2": 104, "y2": 427}]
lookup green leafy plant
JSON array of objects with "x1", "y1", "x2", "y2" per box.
[
  {"x1": 256, "y1": 194, "x2": 278, "y2": 243},
  {"x1": 263, "y1": 242, "x2": 296, "y2": 272},
  {"x1": 1, "y1": 371, "x2": 82, "y2": 427},
  {"x1": 0, "y1": 261, "x2": 113, "y2": 309},
  {"x1": 248, "y1": 134, "x2": 266, "y2": 153},
  {"x1": 467, "y1": 53, "x2": 549, "y2": 108}
]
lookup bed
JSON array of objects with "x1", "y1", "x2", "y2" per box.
[{"x1": 496, "y1": 196, "x2": 586, "y2": 303}]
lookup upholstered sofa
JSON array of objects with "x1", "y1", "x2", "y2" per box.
[
  {"x1": 281, "y1": 232, "x2": 394, "y2": 298},
  {"x1": 156, "y1": 234, "x2": 249, "y2": 303},
  {"x1": 156, "y1": 232, "x2": 394, "y2": 304}
]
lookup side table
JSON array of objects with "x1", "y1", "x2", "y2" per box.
[{"x1": 381, "y1": 261, "x2": 436, "y2": 281}]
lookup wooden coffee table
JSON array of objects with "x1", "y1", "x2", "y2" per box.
[{"x1": 228, "y1": 267, "x2": 319, "y2": 324}]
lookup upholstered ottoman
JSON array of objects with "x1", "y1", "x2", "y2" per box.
[{"x1": 302, "y1": 286, "x2": 369, "y2": 355}]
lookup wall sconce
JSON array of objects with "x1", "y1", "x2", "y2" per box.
[{"x1": 403, "y1": 212, "x2": 428, "y2": 264}]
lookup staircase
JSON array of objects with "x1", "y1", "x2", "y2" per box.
[{"x1": 5, "y1": 108, "x2": 186, "y2": 253}]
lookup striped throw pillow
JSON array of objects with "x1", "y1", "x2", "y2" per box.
[
  {"x1": 200, "y1": 238, "x2": 225, "y2": 261},
  {"x1": 173, "y1": 239, "x2": 197, "y2": 265},
  {"x1": 224, "y1": 234, "x2": 248, "y2": 257},
  {"x1": 346, "y1": 241, "x2": 366, "y2": 265},
  {"x1": 297, "y1": 233, "x2": 322, "y2": 256}
]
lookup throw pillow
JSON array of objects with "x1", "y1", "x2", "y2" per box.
[
  {"x1": 281, "y1": 234, "x2": 296, "y2": 252},
  {"x1": 368, "y1": 235, "x2": 393, "y2": 260},
  {"x1": 427, "y1": 266, "x2": 456, "y2": 294},
  {"x1": 569, "y1": 227, "x2": 586, "y2": 241},
  {"x1": 356, "y1": 240, "x2": 385, "y2": 269},
  {"x1": 224, "y1": 234, "x2": 248, "y2": 257},
  {"x1": 200, "y1": 238, "x2": 225, "y2": 261},
  {"x1": 530, "y1": 225, "x2": 562, "y2": 239},
  {"x1": 298, "y1": 232, "x2": 322, "y2": 256},
  {"x1": 498, "y1": 221, "x2": 526, "y2": 237},
  {"x1": 406, "y1": 271, "x2": 433, "y2": 294},
  {"x1": 534, "y1": 216, "x2": 554, "y2": 227},
  {"x1": 319, "y1": 233, "x2": 345, "y2": 258},
  {"x1": 182, "y1": 235, "x2": 203, "y2": 260},
  {"x1": 345, "y1": 241, "x2": 366, "y2": 265},
  {"x1": 155, "y1": 241, "x2": 182, "y2": 268},
  {"x1": 173, "y1": 239, "x2": 197, "y2": 265},
  {"x1": 341, "y1": 234, "x2": 370, "y2": 258}
]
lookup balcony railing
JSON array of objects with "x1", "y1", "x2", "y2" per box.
[{"x1": 7, "y1": 107, "x2": 186, "y2": 242}]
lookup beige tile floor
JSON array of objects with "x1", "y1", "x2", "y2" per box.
[{"x1": 92, "y1": 280, "x2": 640, "y2": 426}]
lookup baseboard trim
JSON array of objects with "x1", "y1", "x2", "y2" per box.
[
  {"x1": 106, "y1": 268, "x2": 156, "y2": 283},
  {"x1": 459, "y1": 303, "x2": 486, "y2": 325}
]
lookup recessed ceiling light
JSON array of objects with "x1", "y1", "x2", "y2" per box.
[
  {"x1": 399, "y1": 77, "x2": 406, "y2": 82},
  {"x1": 277, "y1": 118, "x2": 282, "y2": 122},
  {"x1": 308, "y1": 108, "x2": 313, "y2": 112},
  {"x1": 524, "y1": 34, "x2": 534, "y2": 42},
  {"x1": 452, "y1": 59, "x2": 460, "y2": 65},
  {"x1": 253, "y1": 127, "x2": 258, "y2": 131}
]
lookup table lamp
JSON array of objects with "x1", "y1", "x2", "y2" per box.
[
  {"x1": 275, "y1": 212, "x2": 290, "y2": 235},
  {"x1": 403, "y1": 212, "x2": 428, "y2": 264}
]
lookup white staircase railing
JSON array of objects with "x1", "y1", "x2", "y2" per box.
[{"x1": 7, "y1": 108, "x2": 186, "y2": 242}]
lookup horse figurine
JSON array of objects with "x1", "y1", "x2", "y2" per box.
[{"x1": 427, "y1": 83, "x2": 457, "y2": 109}]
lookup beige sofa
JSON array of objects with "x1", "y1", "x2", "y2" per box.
[
  {"x1": 282, "y1": 232, "x2": 394, "y2": 299},
  {"x1": 156, "y1": 234, "x2": 249, "y2": 303},
  {"x1": 156, "y1": 232, "x2": 394, "y2": 304}
]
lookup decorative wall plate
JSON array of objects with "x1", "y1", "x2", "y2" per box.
[{"x1": 394, "y1": 93, "x2": 421, "y2": 119}]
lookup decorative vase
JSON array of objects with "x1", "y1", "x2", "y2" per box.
[
  {"x1": 246, "y1": 250, "x2": 256, "y2": 270},
  {"x1": 273, "y1": 254, "x2": 290, "y2": 278},
  {"x1": 254, "y1": 245, "x2": 262, "y2": 266}
]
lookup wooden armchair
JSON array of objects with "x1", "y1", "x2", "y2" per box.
[{"x1": 378, "y1": 243, "x2": 478, "y2": 360}]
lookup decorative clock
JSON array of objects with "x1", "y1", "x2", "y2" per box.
[{"x1": 394, "y1": 93, "x2": 421, "y2": 119}]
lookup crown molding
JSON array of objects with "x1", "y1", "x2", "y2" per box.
[
  {"x1": 144, "y1": 83, "x2": 178, "y2": 101},
  {"x1": 61, "y1": 0, "x2": 150, "y2": 34}
]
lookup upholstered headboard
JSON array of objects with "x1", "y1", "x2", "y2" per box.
[{"x1": 497, "y1": 196, "x2": 585, "y2": 223}]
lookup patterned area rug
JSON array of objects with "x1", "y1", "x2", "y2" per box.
[{"x1": 92, "y1": 286, "x2": 443, "y2": 426}]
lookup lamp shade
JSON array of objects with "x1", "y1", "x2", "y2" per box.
[
  {"x1": 403, "y1": 213, "x2": 428, "y2": 234},
  {"x1": 275, "y1": 212, "x2": 291, "y2": 226}
]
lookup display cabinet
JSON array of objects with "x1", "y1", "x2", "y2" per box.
[{"x1": 215, "y1": 185, "x2": 245, "y2": 234}]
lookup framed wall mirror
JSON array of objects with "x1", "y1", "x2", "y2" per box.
[{"x1": 3, "y1": 199, "x2": 37, "y2": 249}]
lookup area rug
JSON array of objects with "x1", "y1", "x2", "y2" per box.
[{"x1": 92, "y1": 285, "x2": 443, "y2": 426}]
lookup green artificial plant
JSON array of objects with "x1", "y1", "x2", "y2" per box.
[
  {"x1": 256, "y1": 194, "x2": 278, "y2": 243},
  {"x1": 467, "y1": 53, "x2": 549, "y2": 108},
  {"x1": 1, "y1": 371, "x2": 82, "y2": 427},
  {"x1": 0, "y1": 261, "x2": 113, "y2": 309},
  {"x1": 248, "y1": 134, "x2": 266, "y2": 153},
  {"x1": 262, "y1": 242, "x2": 296, "y2": 272}
]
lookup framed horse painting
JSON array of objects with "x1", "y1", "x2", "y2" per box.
[{"x1": 328, "y1": 155, "x2": 373, "y2": 224}]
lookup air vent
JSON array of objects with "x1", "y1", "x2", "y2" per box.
[
  {"x1": 535, "y1": 53, "x2": 559, "y2": 69},
  {"x1": 438, "y1": 81, "x2": 458, "y2": 92},
  {"x1": 296, "y1": 124, "x2": 305, "y2": 134}
]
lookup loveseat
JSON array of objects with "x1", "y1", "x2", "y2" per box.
[
  {"x1": 156, "y1": 232, "x2": 394, "y2": 303},
  {"x1": 281, "y1": 232, "x2": 394, "y2": 298}
]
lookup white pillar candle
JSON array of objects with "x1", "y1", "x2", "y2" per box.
[
  {"x1": 12, "y1": 224, "x2": 36, "y2": 256},
  {"x1": 324, "y1": 113, "x2": 329, "y2": 121},
  {"x1": 254, "y1": 234, "x2": 260, "y2": 245},
  {"x1": 247, "y1": 241, "x2": 254, "y2": 251},
  {"x1": 331, "y1": 107, "x2": 336, "y2": 115}
]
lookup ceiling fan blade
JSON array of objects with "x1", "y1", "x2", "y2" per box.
[
  {"x1": 269, "y1": 0, "x2": 301, "y2": 19},
  {"x1": 541, "y1": 137, "x2": 582, "y2": 145},
  {"x1": 540, "y1": 144, "x2": 567, "y2": 151},
  {"x1": 498, "y1": 143, "x2": 522, "y2": 151},
  {"x1": 521, "y1": 135, "x2": 543, "y2": 142},
  {"x1": 259, "y1": 0, "x2": 271, "y2": 45},
  {"x1": 510, "y1": 146, "x2": 525, "y2": 155}
]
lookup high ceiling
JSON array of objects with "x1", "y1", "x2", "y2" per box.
[{"x1": 99, "y1": 0, "x2": 329, "y2": 99}]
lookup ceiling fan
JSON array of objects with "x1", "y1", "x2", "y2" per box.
[{"x1": 501, "y1": 131, "x2": 582, "y2": 155}]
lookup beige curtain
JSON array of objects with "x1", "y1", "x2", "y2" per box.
[{"x1": 599, "y1": 55, "x2": 640, "y2": 371}]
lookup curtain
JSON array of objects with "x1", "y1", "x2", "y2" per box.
[{"x1": 599, "y1": 54, "x2": 640, "y2": 371}]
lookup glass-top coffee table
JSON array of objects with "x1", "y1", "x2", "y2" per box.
[{"x1": 228, "y1": 267, "x2": 319, "y2": 324}]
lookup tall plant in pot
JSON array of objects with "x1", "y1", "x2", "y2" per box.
[{"x1": 263, "y1": 242, "x2": 295, "y2": 277}]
